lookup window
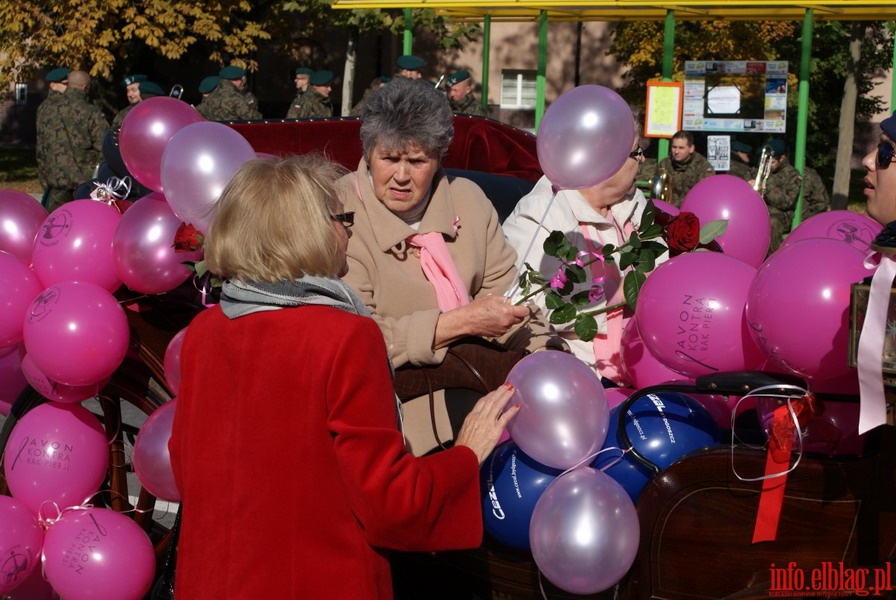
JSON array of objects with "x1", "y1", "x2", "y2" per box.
[
  {"x1": 15, "y1": 83, "x2": 27, "y2": 106},
  {"x1": 500, "y1": 70, "x2": 537, "y2": 109}
]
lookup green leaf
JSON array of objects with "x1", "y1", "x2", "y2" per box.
[
  {"x1": 565, "y1": 263, "x2": 588, "y2": 284},
  {"x1": 628, "y1": 231, "x2": 642, "y2": 249},
  {"x1": 699, "y1": 219, "x2": 728, "y2": 244},
  {"x1": 618, "y1": 250, "x2": 637, "y2": 270},
  {"x1": 601, "y1": 243, "x2": 616, "y2": 256},
  {"x1": 642, "y1": 199, "x2": 656, "y2": 227},
  {"x1": 570, "y1": 289, "x2": 593, "y2": 307},
  {"x1": 574, "y1": 313, "x2": 598, "y2": 342},
  {"x1": 623, "y1": 270, "x2": 647, "y2": 310},
  {"x1": 545, "y1": 290, "x2": 566, "y2": 309},
  {"x1": 636, "y1": 253, "x2": 656, "y2": 273},
  {"x1": 194, "y1": 261, "x2": 209, "y2": 278},
  {"x1": 641, "y1": 223, "x2": 664, "y2": 239},
  {"x1": 543, "y1": 231, "x2": 568, "y2": 257},
  {"x1": 550, "y1": 304, "x2": 577, "y2": 325}
]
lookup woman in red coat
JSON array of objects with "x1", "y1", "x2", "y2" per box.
[{"x1": 168, "y1": 154, "x2": 518, "y2": 599}]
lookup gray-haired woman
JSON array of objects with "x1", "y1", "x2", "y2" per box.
[{"x1": 336, "y1": 78, "x2": 560, "y2": 455}]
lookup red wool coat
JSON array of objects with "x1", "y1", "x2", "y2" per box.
[{"x1": 169, "y1": 304, "x2": 483, "y2": 599}]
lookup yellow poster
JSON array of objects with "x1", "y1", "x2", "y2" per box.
[{"x1": 645, "y1": 82, "x2": 683, "y2": 138}]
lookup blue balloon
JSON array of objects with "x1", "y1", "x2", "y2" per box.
[
  {"x1": 594, "y1": 392, "x2": 722, "y2": 502},
  {"x1": 480, "y1": 441, "x2": 562, "y2": 550}
]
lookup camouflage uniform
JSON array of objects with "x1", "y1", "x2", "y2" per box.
[
  {"x1": 654, "y1": 151, "x2": 715, "y2": 207},
  {"x1": 726, "y1": 156, "x2": 754, "y2": 183},
  {"x1": 763, "y1": 156, "x2": 803, "y2": 253},
  {"x1": 112, "y1": 102, "x2": 136, "y2": 128},
  {"x1": 451, "y1": 93, "x2": 486, "y2": 116},
  {"x1": 36, "y1": 87, "x2": 108, "y2": 212},
  {"x1": 196, "y1": 80, "x2": 262, "y2": 121},
  {"x1": 349, "y1": 88, "x2": 373, "y2": 117},
  {"x1": 294, "y1": 88, "x2": 332, "y2": 119},
  {"x1": 800, "y1": 166, "x2": 830, "y2": 220},
  {"x1": 286, "y1": 90, "x2": 305, "y2": 118}
]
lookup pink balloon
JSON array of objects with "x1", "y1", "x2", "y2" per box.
[
  {"x1": 163, "y1": 326, "x2": 188, "y2": 394},
  {"x1": 3, "y1": 558, "x2": 54, "y2": 600},
  {"x1": 536, "y1": 86, "x2": 635, "y2": 190},
  {"x1": 603, "y1": 386, "x2": 634, "y2": 410},
  {"x1": 20, "y1": 353, "x2": 108, "y2": 404},
  {"x1": 133, "y1": 400, "x2": 181, "y2": 501},
  {"x1": 31, "y1": 200, "x2": 123, "y2": 292},
  {"x1": 781, "y1": 210, "x2": 882, "y2": 254},
  {"x1": 506, "y1": 352, "x2": 609, "y2": 469},
  {"x1": 42, "y1": 507, "x2": 155, "y2": 600},
  {"x1": 160, "y1": 121, "x2": 256, "y2": 231},
  {"x1": 0, "y1": 348, "x2": 27, "y2": 416},
  {"x1": 635, "y1": 252, "x2": 765, "y2": 378},
  {"x1": 112, "y1": 193, "x2": 203, "y2": 294},
  {"x1": 119, "y1": 96, "x2": 205, "y2": 193},
  {"x1": 755, "y1": 397, "x2": 865, "y2": 456},
  {"x1": 746, "y1": 238, "x2": 871, "y2": 381},
  {"x1": 0, "y1": 495, "x2": 44, "y2": 594},
  {"x1": 0, "y1": 251, "x2": 43, "y2": 347},
  {"x1": 651, "y1": 198, "x2": 680, "y2": 217},
  {"x1": 3, "y1": 402, "x2": 108, "y2": 518},
  {"x1": 680, "y1": 175, "x2": 772, "y2": 268},
  {"x1": 0, "y1": 190, "x2": 48, "y2": 265},
  {"x1": 620, "y1": 317, "x2": 690, "y2": 388},
  {"x1": 23, "y1": 281, "x2": 129, "y2": 387},
  {"x1": 530, "y1": 468, "x2": 639, "y2": 595}
]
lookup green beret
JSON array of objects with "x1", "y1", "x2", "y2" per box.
[
  {"x1": 310, "y1": 70, "x2": 333, "y2": 86},
  {"x1": 396, "y1": 55, "x2": 425, "y2": 71},
  {"x1": 294, "y1": 67, "x2": 314, "y2": 76},
  {"x1": 767, "y1": 139, "x2": 787, "y2": 157},
  {"x1": 46, "y1": 68, "x2": 71, "y2": 83},
  {"x1": 445, "y1": 70, "x2": 470, "y2": 88},
  {"x1": 219, "y1": 65, "x2": 246, "y2": 80},
  {"x1": 731, "y1": 140, "x2": 752, "y2": 153},
  {"x1": 198, "y1": 76, "x2": 219, "y2": 94},
  {"x1": 378, "y1": 75, "x2": 392, "y2": 84},
  {"x1": 138, "y1": 81, "x2": 165, "y2": 97},
  {"x1": 122, "y1": 73, "x2": 148, "y2": 87}
]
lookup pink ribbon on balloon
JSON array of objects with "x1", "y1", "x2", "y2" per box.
[{"x1": 857, "y1": 251, "x2": 896, "y2": 434}]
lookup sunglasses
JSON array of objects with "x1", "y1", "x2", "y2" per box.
[
  {"x1": 330, "y1": 211, "x2": 355, "y2": 228},
  {"x1": 878, "y1": 142, "x2": 895, "y2": 169}
]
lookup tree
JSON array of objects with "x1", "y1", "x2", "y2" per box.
[{"x1": 0, "y1": 0, "x2": 270, "y2": 91}]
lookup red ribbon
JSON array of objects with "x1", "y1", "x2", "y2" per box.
[{"x1": 752, "y1": 394, "x2": 818, "y2": 543}]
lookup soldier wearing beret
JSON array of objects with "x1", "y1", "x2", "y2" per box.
[
  {"x1": 286, "y1": 67, "x2": 314, "y2": 119},
  {"x1": 37, "y1": 70, "x2": 108, "y2": 212},
  {"x1": 393, "y1": 55, "x2": 425, "y2": 80},
  {"x1": 294, "y1": 70, "x2": 334, "y2": 119},
  {"x1": 801, "y1": 163, "x2": 830, "y2": 220},
  {"x1": 761, "y1": 139, "x2": 803, "y2": 253},
  {"x1": 446, "y1": 69, "x2": 486, "y2": 116},
  {"x1": 725, "y1": 140, "x2": 755, "y2": 183},
  {"x1": 197, "y1": 65, "x2": 262, "y2": 121},
  {"x1": 651, "y1": 129, "x2": 715, "y2": 207},
  {"x1": 112, "y1": 74, "x2": 148, "y2": 128},
  {"x1": 349, "y1": 75, "x2": 389, "y2": 117}
]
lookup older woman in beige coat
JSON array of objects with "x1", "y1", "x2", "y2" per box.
[{"x1": 336, "y1": 78, "x2": 559, "y2": 455}]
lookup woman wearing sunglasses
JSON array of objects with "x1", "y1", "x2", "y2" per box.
[{"x1": 864, "y1": 111, "x2": 896, "y2": 228}]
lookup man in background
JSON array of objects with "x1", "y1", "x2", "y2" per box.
[
  {"x1": 294, "y1": 70, "x2": 333, "y2": 119},
  {"x1": 727, "y1": 140, "x2": 754, "y2": 183},
  {"x1": 286, "y1": 66, "x2": 314, "y2": 118},
  {"x1": 394, "y1": 55, "x2": 424, "y2": 80},
  {"x1": 762, "y1": 139, "x2": 803, "y2": 253},
  {"x1": 112, "y1": 73, "x2": 147, "y2": 127},
  {"x1": 197, "y1": 65, "x2": 262, "y2": 121},
  {"x1": 446, "y1": 70, "x2": 486, "y2": 116},
  {"x1": 651, "y1": 129, "x2": 715, "y2": 206}
]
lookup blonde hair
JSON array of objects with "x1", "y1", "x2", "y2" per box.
[{"x1": 205, "y1": 154, "x2": 346, "y2": 283}]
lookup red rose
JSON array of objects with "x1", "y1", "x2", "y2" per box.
[
  {"x1": 664, "y1": 211, "x2": 700, "y2": 255},
  {"x1": 173, "y1": 222, "x2": 205, "y2": 253}
]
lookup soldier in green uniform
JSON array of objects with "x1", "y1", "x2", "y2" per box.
[
  {"x1": 286, "y1": 67, "x2": 313, "y2": 119},
  {"x1": 294, "y1": 70, "x2": 333, "y2": 119},
  {"x1": 726, "y1": 140, "x2": 755, "y2": 183},
  {"x1": 194, "y1": 75, "x2": 219, "y2": 113},
  {"x1": 37, "y1": 70, "x2": 108, "y2": 212},
  {"x1": 762, "y1": 139, "x2": 803, "y2": 254},
  {"x1": 112, "y1": 73, "x2": 147, "y2": 128},
  {"x1": 651, "y1": 130, "x2": 715, "y2": 207},
  {"x1": 800, "y1": 164, "x2": 830, "y2": 220},
  {"x1": 36, "y1": 67, "x2": 71, "y2": 209},
  {"x1": 196, "y1": 65, "x2": 262, "y2": 121},
  {"x1": 349, "y1": 76, "x2": 389, "y2": 117},
  {"x1": 445, "y1": 70, "x2": 486, "y2": 116}
]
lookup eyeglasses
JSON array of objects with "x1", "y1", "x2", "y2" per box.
[
  {"x1": 330, "y1": 211, "x2": 355, "y2": 228},
  {"x1": 877, "y1": 142, "x2": 895, "y2": 169},
  {"x1": 628, "y1": 147, "x2": 645, "y2": 162}
]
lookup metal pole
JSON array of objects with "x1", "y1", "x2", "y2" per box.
[
  {"x1": 403, "y1": 8, "x2": 413, "y2": 54},
  {"x1": 658, "y1": 10, "x2": 675, "y2": 161},
  {"x1": 535, "y1": 9, "x2": 548, "y2": 130},
  {"x1": 482, "y1": 14, "x2": 491, "y2": 112},
  {"x1": 791, "y1": 9, "x2": 813, "y2": 230}
]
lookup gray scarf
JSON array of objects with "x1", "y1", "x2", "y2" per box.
[{"x1": 220, "y1": 276, "x2": 370, "y2": 319}]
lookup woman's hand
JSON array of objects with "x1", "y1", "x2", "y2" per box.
[
  {"x1": 454, "y1": 383, "x2": 520, "y2": 465},
  {"x1": 435, "y1": 294, "x2": 531, "y2": 348}
]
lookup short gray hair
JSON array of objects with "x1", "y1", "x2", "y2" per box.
[{"x1": 359, "y1": 78, "x2": 453, "y2": 161}]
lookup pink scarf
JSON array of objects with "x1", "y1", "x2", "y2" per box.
[
  {"x1": 580, "y1": 215, "x2": 634, "y2": 386},
  {"x1": 407, "y1": 232, "x2": 471, "y2": 311}
]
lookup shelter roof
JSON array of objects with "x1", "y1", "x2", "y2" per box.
[{"x1": 331, "y1": 1, "x2": 896, "y2": 22}]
